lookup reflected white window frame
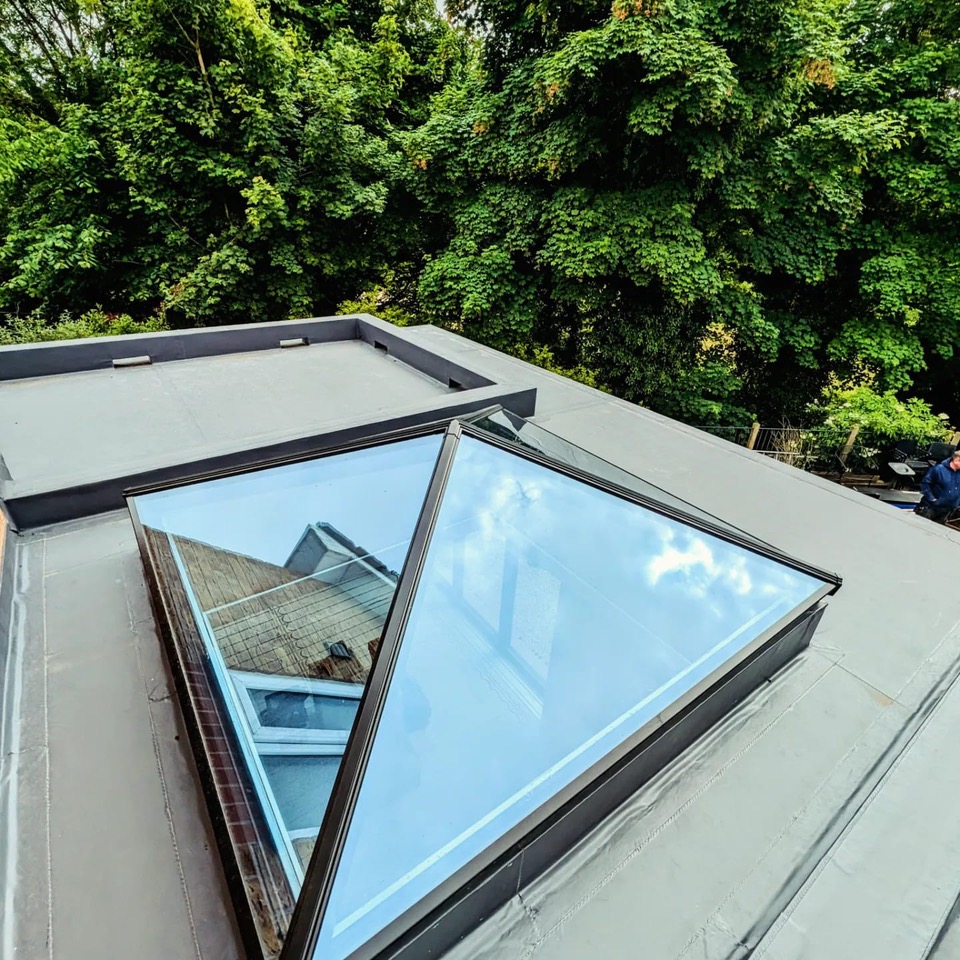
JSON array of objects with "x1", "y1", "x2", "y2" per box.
[
  {"x1": 230, "y1": 670, "x2": 364, "y2": 746},
  {"x1": 229, "y1": 670, "x2": 366, "y2": 850},
  {"x1": 164, "y1": 533, "x2": 305, "y2": 888}
]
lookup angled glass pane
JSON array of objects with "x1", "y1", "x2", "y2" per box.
[
  {"x1": 131, "y1": 434, "x2": 443, "y2": 888},
  {"x1": 468, "y1": 407, "x2": 779, "y2": 551},
  {"x1": 313, "y1": 435, "x2": 827, "y2": 959}
]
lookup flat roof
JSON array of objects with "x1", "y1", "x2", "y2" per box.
[
  {"x1": 0, "y1": 341, "x2": 454, "y2": 498},
  {"x1": 2, "y1": 511, "x2": 243, "y2": 960},
  {"x1": 0, "y1": 315, "x2": 535, "y2": 527},
  {"x1": 3, "y1": 316, "x2": 960, "y2": 960}
]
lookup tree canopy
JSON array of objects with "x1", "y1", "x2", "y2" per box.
[
  {"x1": 0, "y1": 0, "x2": 460, "y2": 323},
  {"x1": 0, "y1": 0, "x2": 957, "y2": 426}
]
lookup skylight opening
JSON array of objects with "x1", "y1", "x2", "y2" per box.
[{"x1": 127, "y1": 412, "x2": 838, "y2": 960}]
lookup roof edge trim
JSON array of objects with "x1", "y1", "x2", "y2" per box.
[
  {"x1": 0, "y1": 315, "x2": 494, "y2": 393},
  {"x1": 7, "y1": 386, "x2": 537, "y2": 530}
]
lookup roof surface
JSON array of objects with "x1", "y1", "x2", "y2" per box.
[
  {"x1": 3, "y1": 316, "x2": 960, "y2": 960},
  {"x1": 2, "y1": 512, "x2": 243, "y2": 960},
  {"x1": 0, "y1": 340, "x2": 451, "y2": 499}
]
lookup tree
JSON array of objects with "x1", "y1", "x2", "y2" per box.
[
  {"x1": 405, "y1": 0, "x2": 960, "y2": 423},
  {"x1": 0, "y1": 0, "x2": 462, "y2": 326},
  {"x1": 2, "y1": 0, "x2": 957, "y2": 429},
  {"x1": 743, "y1": 0, "x2": 960, "y2": 420},
  {"x1": 0, "y1": 306, "x2": 166, "y2": 344}
]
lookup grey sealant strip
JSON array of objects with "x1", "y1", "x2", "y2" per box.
[{"x1": 723, "y1": 635, "x2": 960, "y2": 959}]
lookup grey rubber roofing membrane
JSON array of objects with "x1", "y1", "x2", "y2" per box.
[{"x1": 3, "y1": 315, "x2": 960, "y2": 960}]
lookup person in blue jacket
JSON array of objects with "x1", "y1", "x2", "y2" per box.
[{"x1": 917, "y1": 450, "x2": 960, "y2": 523}]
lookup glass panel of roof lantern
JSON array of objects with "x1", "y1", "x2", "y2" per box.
[
  {"x1": 467, "y1": 407, "x2": 779, "y2": 552},
  {"x1": 131, "y1": 434, "x2": 443, "y2": 888},
  {"x1": 312, "y1": 434, "x2": 827, "y2": 960}
]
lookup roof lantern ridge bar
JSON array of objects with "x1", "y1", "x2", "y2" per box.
[
  {"x1": 279, "y1": 419, "x2": 465, "y2": 960},
  {"x1": 124, "y1": 416, "x2": 461, "y2": 500}
]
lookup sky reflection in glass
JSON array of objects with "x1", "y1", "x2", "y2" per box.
[
  {"x1": 314, "y1": 435, "x2": 824, "y2": 959},
  {"x1": 469, "y1": 407, "x2": 775, "y2": 548},
  {"x1": 133, "y1": 435, "x2": 444, "y2": 568}
]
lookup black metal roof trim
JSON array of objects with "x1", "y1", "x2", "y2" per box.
[
  {"x1": 0, "y1": 315, "x2": 496, "y2": 393},
  {"x1": 7, "y1": 387, "x2": 536, "y2": 531},
  {"x1": 0, "y1": 316, "x2": 360, "y2": 381}
]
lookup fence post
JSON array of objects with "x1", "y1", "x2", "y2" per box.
[
  {"x1": 746, "y1": 422, "x2": 761, "y2": 450},
  {"x1": 839, "y1": 424, "x2": 860, "y2": 465}
]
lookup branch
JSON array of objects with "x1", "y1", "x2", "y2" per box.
[
  {"x1": 0, "y1": 33, "x2": 60, "y2": 121},
  {"x1": 42, "y1": 0, "x2": 78, "y2": 59},
  {"x1": 7, "y1": 0, "x2": 67, "y2": 89},
  {"x1": 166, "y1": 212, "x2": 204, "y2": 248},
  {"x1": 170, "y1": 12, "x2": 216, "y2": 111}
]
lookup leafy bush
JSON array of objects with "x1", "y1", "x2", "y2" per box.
[
  {"x1": 0, "y1": 308, "x2": 167, "y2": 345},
  {"x1": 807, "y1": 381, "x2": 953, "y2": 460},
  {"x1": 338, "y1": 285, "x2": 416, "y2": 328}
]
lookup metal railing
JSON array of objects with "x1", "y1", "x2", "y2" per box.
[{"x1": 692, "y1": 422, "x2": 869, "y2": 473}]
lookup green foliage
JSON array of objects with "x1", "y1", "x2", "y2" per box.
[
  {"x1": 0, "y1": 308, "x2": 167, "y2": 345},
  {"x1": 1, "y1": 0, "x2": 959, "y2": 435},
  {"x1": 0, "y1": 0, "x2": 463, "y2": 325},
  {"x1": 338, "y1": 283, "x2": 416, "y2": 327},
  {"x1": 807, "y1": 379, "x2": 953, "y2": 452},
  {"x1": 405, "y1": 0, "x2": 832, "y2": 412},
  {"x1": 518, "y1": 343, "x2": 601, "y2": 390},
  {"x1": 407, "y1": 0, "x2": 960, "y2": 423},
  {"x1": 657, "y1": 361, "x2": 755, "y2": 427}
]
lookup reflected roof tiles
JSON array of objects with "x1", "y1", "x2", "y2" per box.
[{"x1": 153, "y1": 531, "x2": 387, "y2": 683}]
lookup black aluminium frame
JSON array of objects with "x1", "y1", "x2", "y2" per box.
[{"x1": 126, "y1": 410, "x2": 841, "y2": 960}]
